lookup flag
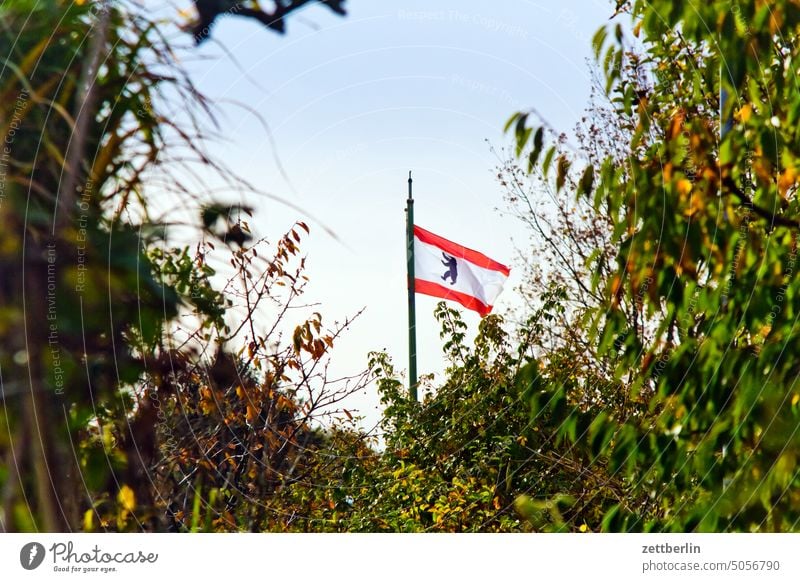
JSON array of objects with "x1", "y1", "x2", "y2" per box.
[{"x1": 413, "y1": 225, "x2": 510, "y2": 316}]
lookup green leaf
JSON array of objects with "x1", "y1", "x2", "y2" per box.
[
  {"x1": 527, "y1": 127, "x2": 544, "y2": 172},
  {"x1": 578, "y1": 164, "x2": 594, "y2": 197},
  {"x1": 514, "y1": 113, "x2": 531, "y2": 156},
  {"x1": 592, "y1": 26, "x2": 608, "y2": 59},
  {"x1": 542, "y1": 146, "x2": 557, "y2": 178}
]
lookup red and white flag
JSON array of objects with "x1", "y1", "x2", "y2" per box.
[{"x1": 413, "y1": 225, "x2": 510, "y2": 316}]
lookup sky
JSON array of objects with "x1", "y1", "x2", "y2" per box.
[{"x1": 168, "y1": 0, "x2": 616, "y2": 428}]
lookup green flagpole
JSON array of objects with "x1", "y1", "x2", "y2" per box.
[{"x1": 406, "y1": 170, "x2": 418, "y2": 401}]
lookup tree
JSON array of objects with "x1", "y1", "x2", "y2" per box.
[
  {"x1": 0, "y1": 0, "x2": 199, "y2": 530},
  {"x1": 297, "y1": 303, "x2": 632, "y2": 532},
  {"x1": 0, "y1": 0, "x2": 362, "y2": 532},
  {"x1": 496, "y1": 63, "x2": 649, "y2": 413},
  {"x1": 146, "y1": 223, "x2": 372, "y2": 532},
  {"x1": 510, "y1": 0, "x2": 800, "y2": 531},
  {"x1": 189, "y1": 0, "x2": 347, "y2": 44}
]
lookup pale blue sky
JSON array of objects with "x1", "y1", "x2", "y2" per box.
[{"x1": 170, "y1": 0, "x2": 614, "y2": 426}]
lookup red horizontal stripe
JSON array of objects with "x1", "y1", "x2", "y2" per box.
[
  {"x1": 414, "y1": 279, "x2": 493, "y2": 317},
  {"x1": 414, "y1": 225, "x2": 510, "y2": 276}
]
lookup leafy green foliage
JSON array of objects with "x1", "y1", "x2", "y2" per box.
[
  {"x1": 303, "y1": 303, "x2": 631, "y2": 532},
  {"x1": 0, "y1": 0, "x2": 364, "y2": 532},
  {"x1": 507, "y1": 0, "x2": 800, "y2": 531},
  {"x1": 0, "y1": 0, "x2": 201, "y2": 530},
  {"x1": 11, "y1": 0, "x2": 800, "y2": 536}
]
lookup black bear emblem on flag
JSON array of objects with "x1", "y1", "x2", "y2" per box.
[{"x1": 441, "y1": 252, "x2": 458, "y2": 285}]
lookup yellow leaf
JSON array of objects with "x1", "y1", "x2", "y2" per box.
[
  {"x1": 610, "y1": 274, "x2": 622, "y2": 296},
  {"x1": 778, "y1": 167, "x2": 798, "y2": 197},
  {"x1": 662, "y1": 162, "x2": 674, "y2": 182},
  {"x1": 682, "y1": 193, "x2": 704, "y2": 219},
  {"x1": 668, "y1": 114, "x2": 684, "y2": 140},
  {"x1": 737, "y1": 104, "x2": 752, "y2": 123},
  {"x1": 117, "y1": 485, "x2": 136, "y2": 513},
  {"x1": 676, "y1": 178, "x2": 693, "y2": 197},
  {"x1": 83, "y1": 509, "x2": 94, "y2": 531}
]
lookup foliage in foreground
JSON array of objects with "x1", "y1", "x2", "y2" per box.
[
  {"x1": 0, "y1": 0, "x2": 365, "y2": 532},
  {"x1": 168, "y1": 0, "x2": 800, "y2": 533},
  {"x1": 338, "y1": 304, "x2": 631, "y2": 532},
  {"x1": 508, "y1": 0, "x2": 800, "y2": 531},
  {"x1": 6, "y1": 0, "x2": 800, "y2": 534}
]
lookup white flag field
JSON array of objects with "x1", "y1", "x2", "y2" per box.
[{"x1": 413, "y1": 225, "x2": 510, "y2": 316}]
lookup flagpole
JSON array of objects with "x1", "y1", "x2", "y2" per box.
[{"x1": 406, "y1": 170, "x2": 418, "y2": 401}]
